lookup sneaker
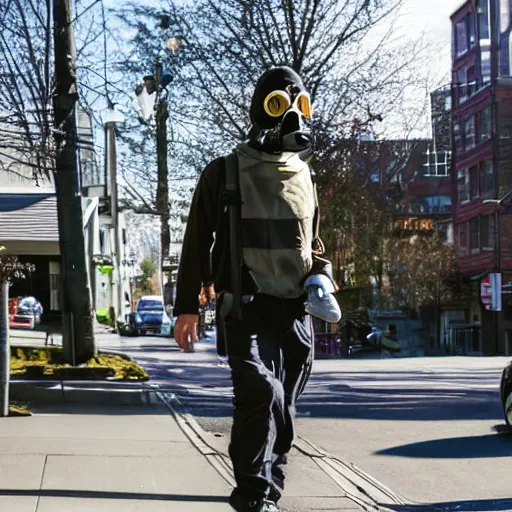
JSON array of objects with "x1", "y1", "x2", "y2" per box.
[
  {"x1": 304, "y1": 286, "x2": 341, "y2": 323},
  {"x1": 229, "y1": 491, "x2": 280, "y2": 512},
  {"x1": 304, "y1": 274, "x2": 341, "y2": 324}
]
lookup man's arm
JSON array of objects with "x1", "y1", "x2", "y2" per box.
[
  {"x1": 174, "y1": 158, "x2": 222, "y2": 315},
  {"x1": 309, "y1": 200, "x2": 338, "y2": 291},
  {"x1": 174, "y1": 158, "x2": 222, "y2": 350}
]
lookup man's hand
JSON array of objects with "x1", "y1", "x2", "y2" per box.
[{"x1": 174, "y1": 314, "x2": 198, "y2": 352}]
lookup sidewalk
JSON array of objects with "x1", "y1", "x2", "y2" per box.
[
  {"x1": 1, "y1": 400, "x2": 232, "y2": 512},
  {"x1": 1, "y1": 395, "x2": 366, "y2": 512}
]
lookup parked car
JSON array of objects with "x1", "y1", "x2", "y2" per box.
[
  {"x1": 9, "y1": 296, "x2": 43, "y2": 330},
  {"x1": 500, "y1": 361, "x2": 512, "y2": 429},
  {"x1": 130, "y1": 295, "x2": 172, "y2": 337}
]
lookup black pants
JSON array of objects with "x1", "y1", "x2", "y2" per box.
[{"x1": 225, "y1": 294, "x2": 314, "y2": 501}]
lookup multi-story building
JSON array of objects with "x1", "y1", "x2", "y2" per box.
[
  {"x1": 397, "y1": 87, "x2": 453, "y2": 234},
  {"x1": 451, "y1": 0, "x2": 512, "y2": 355}
]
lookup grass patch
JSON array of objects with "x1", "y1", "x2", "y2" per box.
[{"x1": 10, "y1": 346, "x2": 148, "y2": 381}]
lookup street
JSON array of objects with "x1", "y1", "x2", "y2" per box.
[{"x1": 97, "y1": 332, "x2": 512, "y2": 511}]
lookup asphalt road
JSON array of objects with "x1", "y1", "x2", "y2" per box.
[{"x1": 98, "y1": 332, "x2": 512, "y2": 511}]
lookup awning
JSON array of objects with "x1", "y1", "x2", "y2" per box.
[{"x1": 0, "y1": 193, "x2": 58, "y2": 243}]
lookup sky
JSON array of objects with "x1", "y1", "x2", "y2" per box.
[{"x1": 398, "y1": 0, "x2": 461, "y2": 76}]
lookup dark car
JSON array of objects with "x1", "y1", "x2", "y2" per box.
[
  {"x1": 130, "y1": 295, "x2": 172, "y2": 336},
  {"x1": 500, "y1": 361, "x2": 512, "y2": 429}
]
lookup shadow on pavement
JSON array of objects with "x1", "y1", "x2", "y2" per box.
[
  {"x1": 386, "y1": 497, "x2": 512, "y2": 511},
  {"x1": 375, "y1": 433, "x2": 512, "y2": 458},
  {"x1": 100, "y1": 338, "x2": 505, "y2": 423},
  {"x1": 0, "y1": 489, "x2": 227, "y2": 503},
  {"x1": 296, "y1": 386, "x2": 503, "y2": 421}
]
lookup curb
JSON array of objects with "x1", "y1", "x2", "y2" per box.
[{"x1": 9, "y1": 380, "x2": 159, "y2": 406}]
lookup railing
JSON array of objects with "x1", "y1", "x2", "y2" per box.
[
  {"x1": 314, "y1": 333, "x2": 342, "y2": 359},
  {"x1": 445, "y1": 327, "x2": 481, "y2": 355}
]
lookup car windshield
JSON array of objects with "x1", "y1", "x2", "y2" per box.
[
  {"x1": 137, "y1": 300, "x2": 164, "y2": 311},
  {"x1": 19, "y1": 297, "x2": 37, "y2": 307}
]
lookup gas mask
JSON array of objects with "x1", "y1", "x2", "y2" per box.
[{"x1": 248, "y1": 67, "x2": 313, "y2": 155}]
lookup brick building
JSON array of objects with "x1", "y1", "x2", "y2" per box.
[{"x1": 451, "y1": 0, "x2": 512, "y2": 355}]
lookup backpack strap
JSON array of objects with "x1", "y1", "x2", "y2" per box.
[{"x1": 223, "y1": 152, "x2": 243, "y2": 320}]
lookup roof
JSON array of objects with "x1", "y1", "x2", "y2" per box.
[{"x1": 0, "y1": 193, "x2": 58, "y2": 242}]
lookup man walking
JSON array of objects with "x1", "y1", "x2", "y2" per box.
[{"x1": 174, "y1": 67, "x2": 336, "y2": 512}]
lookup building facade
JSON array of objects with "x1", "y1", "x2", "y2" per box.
[
  {"x1": 451, "y1": 0, "x2": 512, "y2": 355},
  {"x1": 0, "y1": 109, "x2": 132, "y2": 329}
]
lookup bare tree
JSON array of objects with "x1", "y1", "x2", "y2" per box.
[
  {"x1": 118, "y1": 0, "x2": 430, "y2": 156},
  {"x1": 384, "y1": 234, "x2": 458, "y2": 311},
  {"x1": 0, "y1": 0, "x2": 54, "y2": 183},
  {"x1": 110, "y1": 0, "x2": 435, "y2": 265}
]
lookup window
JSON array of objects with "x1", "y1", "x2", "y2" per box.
[
  {"x1": 470, "y1": 165, "x2": 479, "y2": 199},
  {"x1": 456, "y1": 19, "x2": 468, "y2": 57},
  {"x1": 470, "y1": 217, "x2": 480, "y2": 253},
  {"x1": 500, "y1": 0, "x2": 510, "y2": 32},
  {"x1": 478, "y1": 0, "x2": 490, "y2": 39},
  {"x1": 423, "y1": 149, "x2": 451, "y2": 176},
  {"x1": 479, "y1": 106, "x2": 492, "y2": 142},
  {"x1": 456, "y1": 64, "x2": 482, "y2": 105},
  {"x1": 481, "y1": 50, "x2": 491, "y2": 84},
  {"x1": 457, "y1": 68, "x2": 467, "y2": 103},
  {"x1": 458, "y1": 223, "x2": 468, "y2": 256},
  {"x1": 464, "y1": 116, "x2": 476, "y2": 151},
  {"x1": 467, "y1": 65, "x2": 476, "y2": 96},
  {"x1": 480, "y1": 160, "x2": 494, "y2": 196},
  {"x1": 468, "y1": 13, "x2": 476, "y2": 48},
  {"x1": 455, "y1": 14, "x2": 475, "y2": 57},
  {"x1": 481, "y1": 214, "x2": 495, "y2": 250},
  {"x1": 454, "y1": 122, "x2": 462, "y2": 152},
  {"x1": 458, "y1": 168, "x2": 469, "y2": 203}
]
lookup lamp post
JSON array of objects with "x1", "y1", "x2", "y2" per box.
[
  {"x1": 483, "y1": 188, "x2": 512, "y2": 274},
  {"x1": 482, "y1": 188, "x2": 512, "y2": 354},
  {"x1": 135, "y1": 36, "x2": 183, "y2": 303},
  {"x1": 103, "y1": 108, "x2": 125, "y2": 332}
]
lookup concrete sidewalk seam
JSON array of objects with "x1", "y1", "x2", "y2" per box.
[
  {"x1": 294, "y1": 437, "x2": 407, "y2": 511},
  {"x1": 35, "y1": 454, "x2": 48, "y2": 512},
  {"x1": 156, "y1": 390, "x2": 390, "y2": 512},
  {"x1": 155, "y1": 391, "x2": 236, "y2": 488}
]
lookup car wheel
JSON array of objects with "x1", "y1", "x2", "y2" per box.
[{"x1": 504, "y1": 389, "x2": 512, "y2": 430}]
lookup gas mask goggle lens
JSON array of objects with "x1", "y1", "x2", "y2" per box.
[{"x1": 263, "y1": 90, "x2": 312, "y2": 119}]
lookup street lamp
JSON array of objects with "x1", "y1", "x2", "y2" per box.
[
  {"x1": 102, "y1": 107, "x2": 125, "y2": 332},
  {"x1": 482, "y1": 188, "x2": 512, "y2": 354},
  {"x1": 134, "y1": 35, "x2": 184, "y2": 305}
]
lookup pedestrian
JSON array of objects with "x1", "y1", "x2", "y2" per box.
[{"x1": 174, "y1": 66, "x2": 337, "y2": 512}]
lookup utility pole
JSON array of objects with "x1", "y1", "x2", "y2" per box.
[
  {"x1": 155, "y1": 58, "x2": 171, "y2": 295},
  {"x1": 490, "y1": 0, "x2": 501, "y2": 355},
  {"x1": 105, "y1": 120, "x2": 124, "y2": 330},
  {"x1": 52, "y1": 0, "x2": 96, "y2": 363}
]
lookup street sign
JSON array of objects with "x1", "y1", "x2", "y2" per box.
[{"x1": 481, "y1": 273, "x2": 502, "y2": 311}]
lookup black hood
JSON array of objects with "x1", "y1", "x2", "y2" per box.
[{"x1": 248, "y1": 66, "x2": 312, "y2": 155}]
